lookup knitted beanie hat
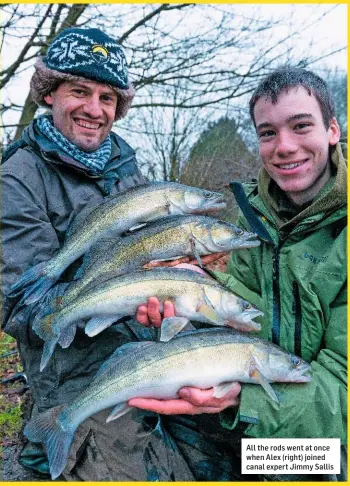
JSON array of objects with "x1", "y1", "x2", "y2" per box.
[{"x1": 30, "y1": 28, "x2": 135, "y2": 120}]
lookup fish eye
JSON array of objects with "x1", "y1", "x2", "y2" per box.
[
  {"x1": 236, "y1": 228, "x2": 244, "y2": 236},
  {"x1": 203, "y1": 191, "x2": 213, "y2": 199},
  {"x1": 292, "y1": 356, "x2": 302, "y2": 367},
  {"x1": 242, "y1": 301, "x2": 252, "y2": 310}
]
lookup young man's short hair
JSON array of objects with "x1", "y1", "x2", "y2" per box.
[{"x1": 249, "y1": 67, "x2": 336, "y2": 129}]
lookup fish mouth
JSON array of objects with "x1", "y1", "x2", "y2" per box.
[
  {"x1": 226, "y1": 310, "x2": 262, "y2": 332},
  {"x1": 287, "y1": 363, "x2": 312, "y2": 382},
  {"x1": 239, "y1": 232, "x2": 261, "y2": 248},
  {"x1": 202, "y1": 195, "x2": 226, "y2": 213},
  {"x1": 242, "y1": 310, "x2": 264, "y2": 322}
]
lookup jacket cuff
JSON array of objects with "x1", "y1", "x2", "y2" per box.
[{"x1": 220, "y1": 384, "x2": 259, "y2": 431}]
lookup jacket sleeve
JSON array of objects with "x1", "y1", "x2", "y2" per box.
[
  {"x1": 214, "y1": 213, "x2": 347, "y2": 443},
  {"x1": 1, "y1": 168, "x2": 61, "y2": 343},
  {"x1": 220, "y1": 283, "x2": 347, "y2": 443}
]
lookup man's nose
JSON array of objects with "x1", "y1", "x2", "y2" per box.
[
  {"x1": 275, "y1": 131, "x2": 298, "y2": 156},
  {"x1": 83, "y1": 95, "x2": 103, "y2": 118}
]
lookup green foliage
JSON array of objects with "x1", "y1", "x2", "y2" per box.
[
  {"x1": 0, "y1": 400, "x2": 23, "y2": 441},
  {"x1": 181, "y1": 117, "x2": 261, "y2": 222}
]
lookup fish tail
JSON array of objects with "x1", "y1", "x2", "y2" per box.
[
  {"x1": 40, "y1": 337, "x2": 59, "y2": 371},
  {"x1": 9, "y1": 261, "x2": 57, "y2": 304},
  {"x1": 24, "y1": 405, "x2": 75, "y2": 480}
]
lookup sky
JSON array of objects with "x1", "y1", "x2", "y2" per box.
[{"x1": 1, "y1": 3, "x2": 347, "y2": 141}]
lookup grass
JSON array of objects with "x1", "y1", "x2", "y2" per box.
[
  {"x1": 0, "y1": 400, "x2": 23, "y2": 443},
  {"x1": 0, "y1": 332, "x2": 24, "y2": 446}
]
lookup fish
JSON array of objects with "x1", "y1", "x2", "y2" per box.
[
  {"x1": 9, "y1": 182, "x2": 226, "y2": 305},
  {"x1": 24, "y1": 327, "x2": 312, "y2": 480},
  {"x1": 52, "y1": 215, "x2": 260, "y2": 308},
  {"x1": 33, "y1": 268, "x2": 263, "y2": 371}
]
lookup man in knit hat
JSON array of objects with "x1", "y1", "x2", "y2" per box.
[{"x1": 2, "y1": 27, "x2": 237, "y2": 481}]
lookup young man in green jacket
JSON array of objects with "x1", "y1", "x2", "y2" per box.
[{"x1": 134, "y1": 67, "x2": 347, "y2": 480}]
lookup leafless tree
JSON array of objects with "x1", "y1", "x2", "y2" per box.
[{"x1": 1, "y1": 4, "x2": 346, "y2": 179}]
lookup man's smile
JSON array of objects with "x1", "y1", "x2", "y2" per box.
[
  {"x1": 275, "y1": 159, "x2": 308, "y2": 171},
  {"x1": 74, "y1": 118, "x2": 102, "y2": 130}
]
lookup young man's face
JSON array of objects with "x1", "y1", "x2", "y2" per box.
[
  {"x1": 44, "y1": 80, "x2": 118, "y2": 152},
  {"x1": 253, "y1": 87, "x2": 340, "y2": 206}
]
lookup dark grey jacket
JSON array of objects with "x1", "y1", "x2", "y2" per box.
[{"x1": 1, "y1": 120, "x2": 147, "y2": 411}]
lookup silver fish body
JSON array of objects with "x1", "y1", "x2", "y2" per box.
[
  {"x1": 9, "y1": 182, "x2": 226, "y2": 304},
  {"x1": 24, "y1": 327, "x2": 312, "y2": 480},
  {"x1": 63, "y1": 214, "x2": 260, "y2": 305},
  {"x1": 35, "y1": 268, "x2": 263, "y2": 370}
]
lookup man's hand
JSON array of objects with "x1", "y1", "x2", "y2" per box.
[
  {"x1": 136, "y1": 262, "x2": 208, "y2": 327},
  {"x1": 143, "y1": 252, "x2": 227, "y2": 269},
  {"x1": 136, "y1": 297, "x2": 175, "y2": 328},
  {"x1": 128, "y1": 383, "x2": 241, "y2": 415}
]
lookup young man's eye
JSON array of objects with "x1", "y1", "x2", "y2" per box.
[
  {"x1": 295, "y1": 123, "x2": 311, "y2": 130},
  {"x1": 259, "y1": 130, "x2": 275, "y2": 139}
]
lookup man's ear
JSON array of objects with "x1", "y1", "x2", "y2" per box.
[
  {"x1": 44, "y1": 93, "x2": 53, "y2": 106},
  {"x1": 328, "y1": 117, "x2": 341, "y2": 146}
]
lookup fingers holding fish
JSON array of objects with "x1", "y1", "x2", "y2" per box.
[
  {"x1": 136, "y1": 297, "x2": 175, "y2": 328},
  {"x1": 128, "y1": 383, "x2": 241, "y2": 415},
  {"x1": 187, "y1": 252, "x2": 228, "y2": 266},
  {"x1": 142, "y1": 252, "x2": 228, "y2": 269}
]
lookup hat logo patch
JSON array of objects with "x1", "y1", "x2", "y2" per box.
[{"x1": 91, "y1": 45, "x2": 109, "y2": 64}]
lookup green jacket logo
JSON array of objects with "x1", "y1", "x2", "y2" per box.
[{"x1": 303, "y1": 252, "x2": 328, "y2": 264}]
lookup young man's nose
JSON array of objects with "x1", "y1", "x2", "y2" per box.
[
  {"x1": 275, "y1": 131, "x2": 298, "y2": 156},
  {"x1": 83, "y1": 95, "x2": 104, "y2": 118}
]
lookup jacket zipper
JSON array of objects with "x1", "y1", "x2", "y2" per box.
[
  {"x1": 292, "y1": 281, "x2": 302, "y2": 356},
  {"x1": 271, "y1": 245, "x2": 281, "y2": 345}
]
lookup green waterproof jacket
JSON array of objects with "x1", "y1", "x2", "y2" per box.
[{"x1": 214, "y1": 143, "x2": 347, "y2": 443}]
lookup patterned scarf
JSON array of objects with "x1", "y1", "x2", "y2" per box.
[{"x1": 36, "y1": 115, "x2": 111, "y2": 174}]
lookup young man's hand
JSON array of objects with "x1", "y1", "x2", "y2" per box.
[{"x1": 128, "y1": 383, "x2": 241, "y2": 415}]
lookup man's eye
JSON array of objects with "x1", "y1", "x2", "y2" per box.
[
  {"x1": 259, "y1": 130, "x2": 274, "y2": 139},
  {"x1": 101, "y1": 95, "x2": 115, "y2": 103},
  {"x1": 72, "y1": 89, "x2": 86, "y2": 96},
  {"x1": 295, "y1": 123, "x2": 311, "y2": 130}
]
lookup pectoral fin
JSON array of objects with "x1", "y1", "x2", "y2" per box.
[
  {"x1": 160, "y1": 317, "x2": 190, "y2": 342},
  {"x1": 58, "y1": 324, "x2": 77, "y2": 348},
  {"x1": 106, "y1": 403, "x2": 133, "y2": 422},
  {"x1": 196, "y1": 302, "x2": 220, "y2": 325},
  {"x1": 85, "y1": 316, "x2": 122, "y2": 337},
  {"x1": 249, "y1": 356, "x2": 279, "y2": 404},
  {"x1": 190, "y1": 236, "x2": 203, "y2": 268},
  {"x1": 213, "y1": 382, "x2": 237, "y2": 398}
]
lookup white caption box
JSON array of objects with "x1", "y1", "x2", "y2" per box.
[{"x1": 242, "y1": 438, "x2": 340, "y2": 474}]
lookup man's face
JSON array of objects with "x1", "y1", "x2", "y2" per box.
[
  {"x1": 254, "y1": 87, "x2": 340, "y2": 206},
  {"x1": 44, "y1": 80, "x2": 117, "y2": 152}
]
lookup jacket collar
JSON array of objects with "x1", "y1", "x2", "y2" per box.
[
  {"x1": 22, "y1": 120, "x2": 122, "y2": 178},
  {"x1": 257, "y1": 143, "x2": 347, "y2": 229}
]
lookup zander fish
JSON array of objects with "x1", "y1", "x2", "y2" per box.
[
  {"x1": 33, "y1": 268, "x2": 263, "y2": 371},
  {"x1": 54, "y1": 215, "x2": 260, "y2": 307},
  {"x1": 24, "y1": 327, "x2": 312, "y2": 480},
  {"x1": 9, "y1": 182, "x2": 226, "y2": 304}
]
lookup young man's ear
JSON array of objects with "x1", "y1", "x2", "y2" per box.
[
  {"x1": 328, "y1": 117, "x2": 341, "y2": 146},
  {"x1": 44, "y1": 93, "x2": 53, "y2": 106}
]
